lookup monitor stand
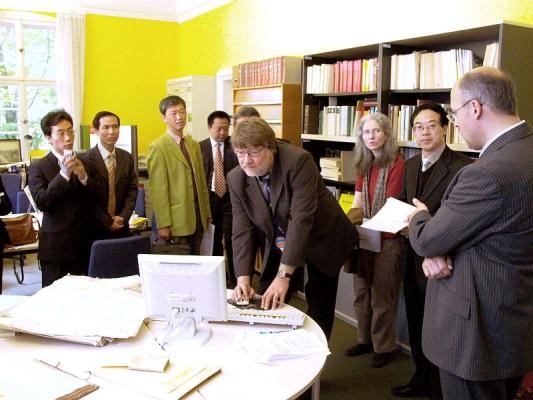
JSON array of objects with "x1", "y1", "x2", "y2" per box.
[{"x1": 158, "y1": 315, "x2": 212, "y2": 348}]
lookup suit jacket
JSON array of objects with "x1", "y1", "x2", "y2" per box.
[
  {"x1": 403, "y1": 146, "x2": 473, "y2": 284},
  {"x1": 29, "y1": 152, "x2": 91, "y2": 261},
  {"x1": 199, "y1": 137, "x2": 239, "y2": 212},
  {"x1": 82, "y1": 146, "x2": 138, "y2": 236},
  {"x1": 0, "y1": 175, "x2": 13, "y2": 245},
  {"x1": 228, "y1": 141, "x2": 358, "y2": 278},
  {"x1": 409, "y1": 122, "x2": 533, "y2": 380},
  {"x1": 147, "y1": 133, "x2": 211, "y2": 236}
]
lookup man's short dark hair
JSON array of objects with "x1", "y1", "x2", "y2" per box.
[
  {"x1": 92, "y1": 111, "x2": 121, "y2": 130},
  {"x1": 207, "y1": 110, "x2": 231, "y2": 127},
  {"x1": 410, "y1": 102, "x2": 449, "y2": 128},
  {"x1": 159, "y1": 95, "x2": 186, "y2": 115},
  {"x1": 40, "y1": 109, "x2": 73, "y2": 137},
  {"x1": 234, "y1": 106, "x2": 260, "y2": 122}
]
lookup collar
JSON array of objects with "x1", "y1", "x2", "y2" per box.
[
  {"x1": 97, "y1": 142, "x2": 115, "y2": 160},
  {"x1": 209, "y1": 137, "x2": 224, "y2": 150},
  {"x1": 167, "y1": 129, "x2": 184, "y2": 145},
  {"x1": 51, "y1": 148, "x2": 65, "y2": 162},
  {"x1": 422, "y1": 143, "x2": 446, "y2": 166},
  {"x1": 479, "y1": 120, "x2": 526, "y2": 156}
]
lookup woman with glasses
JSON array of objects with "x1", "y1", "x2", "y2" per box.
[{"x1": 344, "y1": 112, "x2": 405, "y2": 368}]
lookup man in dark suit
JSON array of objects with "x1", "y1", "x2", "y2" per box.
[
  {"x1": 228, "y1": 118, "x2": 357, "y2": 339},
  {"x1": 0, "y1": 174, "x2": 14, "y2": 293},
  {"x1": 29, "y1": 109, "x2": 91, "y2": 287},
  {"x1": 408, "y1": 67, "x2": 533, "y2": 400},
  {"x1": 200, "y1": 111, "x2": 239, "y2": 287},
  {"x1": 393, "y1": 103, "x2": 473, "y2": 399},
  {"x1": 83, "y1": 111, "x2": 138, "y2": 239}
]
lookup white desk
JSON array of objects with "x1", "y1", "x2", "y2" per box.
[{"x1": 0, "y1": 295, "x2": 326, "y2": 400}]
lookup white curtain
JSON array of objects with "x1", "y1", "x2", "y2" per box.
[{"x1": 56, "y1": 13, "x2": 85, "y2": 151}]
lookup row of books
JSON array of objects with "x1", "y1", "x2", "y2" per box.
[
  {"x1": 303, "y1": 99, "x2": 377, "y2": 136},
  {"x1": 390, "y1": 48, "x2": 480, "y2": 90},
  {"x1": 232, "y1": 56, "x2": 302, "y2": 88},
  {"x1": 319, "y1": 150, "x2": 356, "y2": 182},
  {"x1": 388, "y1": 103, "x2": 466, "y2": 145},
  {"x1": 306, "y1": 58, "x2": 378, "y2": 94}
]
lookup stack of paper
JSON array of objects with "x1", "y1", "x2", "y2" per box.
[
  {"x1": 241, "y1": 329, "x2": 330, "y2": 364},
  {"x1": 0, "y1": 275, "x2": 145, "y2": 346}
]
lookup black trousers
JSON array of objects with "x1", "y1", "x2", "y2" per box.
[
  {"x1": 41, "y1": 259, "x2": 87, "y2": 288},
  {"x1": 259, "y1": 248, "x2": 340, "y2": 340},
  {"x1": 440, "y1": 369, "x2": 522, "y2": 400},
  {"x1": 210, "y1": 192, "x2": 236, "y2": 287},
  {"x1": 404, "y1": 251, "x2": 442, "y2": 399}
]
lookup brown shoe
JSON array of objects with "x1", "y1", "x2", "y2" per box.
[
  {"x1": 372, "y1": 351, "x2": 394, "y2": 368},
  {"x1": 344, "y1": 343, "x2": 373, "y2": 357}
]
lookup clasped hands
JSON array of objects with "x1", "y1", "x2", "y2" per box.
[
  {"x1": 233, "y1": 275, "x2": 290, "y2": 310},
  {"x1": 62, "y1": 153, "x2": 87, "y2": 181},
  {"x1": 407, "y1": 198, "x2": 453, "y2": 280}
]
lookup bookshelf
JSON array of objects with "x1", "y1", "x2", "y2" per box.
[
  {"x1": 166, "y1": 75, "x2": 215, "y2": 142},
  {"x1": 232, "y1": 56, "x2": 303, "y2": 146},
  {"x1": 301, "y1": 22, "x2": 533, "y2": 184}
]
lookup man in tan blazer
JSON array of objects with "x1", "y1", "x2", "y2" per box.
[
  {"x1": 148, "y1": 96, "x2": 211, "y2": 255},
  {"x1": 228, "y1": 118, "x2": 357, "y2": 339},
  {"x1": 408, "y1": 67, "x2": 533, "y2": 400}
]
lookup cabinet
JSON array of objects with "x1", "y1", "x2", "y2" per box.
[
  {"x1": 233, "y1": 84, "x2": 302, "y2": 145},
  {"x1": 166, "y1": 75, "x2": 215, "y2": 142},
  {"x1": 301, "y1": 22, "x2": 533, "y2": 186}
]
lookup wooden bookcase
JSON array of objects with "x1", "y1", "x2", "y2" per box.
[
  {"x1": 233, "y1": 83, "x2": 302, "y2": 146},
  {"x1": 301, "y1": 22, "x2": 533, "y2": 187}
]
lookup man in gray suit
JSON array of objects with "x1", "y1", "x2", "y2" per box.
[
  {"x1": 408, "y1": 67, "x2": 532, "y2": 399},
  {"x1": 228, "y1": 118, "x2": 357, "y2": 339}
]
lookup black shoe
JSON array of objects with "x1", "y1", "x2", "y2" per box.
[
  {"x1": 391, "y1": 384, "x2": 430, "y2": 397},
  {"x1": 371, "y1": 351, "x2": 394, "y2": 368},
  {"x1": 344, "y1": 343, "x2": 373, "y2": 357}
]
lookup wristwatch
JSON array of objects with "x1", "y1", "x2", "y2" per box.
[{"x1": 277, "y1": 269, "x2": 293, "y2": 279}]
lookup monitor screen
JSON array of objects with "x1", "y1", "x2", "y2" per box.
[
  {"x1": 0, "y1": 139, "x2": 22, "y2": 165},
  {"x1": 138, "y1": 254, "x2": 227, "y2": 323}
]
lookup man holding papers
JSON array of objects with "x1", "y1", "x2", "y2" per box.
[
  {"x1": 408, "y1": 67, "x2": 532, "y2": 400},
  {"x1": 392, "y1": 103, "x2": 472, "y2": 399}
]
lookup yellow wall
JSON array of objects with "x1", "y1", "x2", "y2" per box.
[{"x1": 83, "y1": 15, "x2": 180, "y2": 154}]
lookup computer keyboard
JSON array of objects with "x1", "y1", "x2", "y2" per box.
[{"x1": 226, "y1": 300, "x2": 306, "y2": 329}]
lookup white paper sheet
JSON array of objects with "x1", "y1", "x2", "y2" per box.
[
  {"x1": 360, "y1": 197, "x2": 416, "y2": 233},
  {"x1": 356, "y1": 218, "x2": 381, "y2": 252}
]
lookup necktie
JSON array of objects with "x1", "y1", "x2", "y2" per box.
[
  {"x1": 422, "y1": 157, "x2": 431, "y2": 172},
  {"x1": 260, "y1": 174, "x2": 271, "y2": 205},
  {"x1": 214, "y1": 143, "x2": 226, "y2": 197},
  {"x1": 106, "y1": 153, "x2": 116, "y2": 216}
]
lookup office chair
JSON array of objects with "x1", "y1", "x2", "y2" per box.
[
  {"x1": 88, "y1": 235, "x2": 151, "y2": 278},
  {"x1": 0, "y1": 173, "x2": 22, "y2": 213},
  {"x1": 16, "y1": 190, "x2": 34, "y2": 213},
  {"x1": 134, "y1": 187, "x2": 146, "y2": 217}
]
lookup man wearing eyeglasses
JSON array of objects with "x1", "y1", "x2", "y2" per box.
[
  {"x1": 228, "y1": 118, "x2": 357, "y2": 340},
  {"x1": 408, "y1": 67, "x2": 533, "y2": 400},
  {"x1": 393, "y1": 103, "x2": 472, "y2": 399}
]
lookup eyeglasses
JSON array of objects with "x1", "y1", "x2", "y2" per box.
[
  {"x1": 447, "y1": 99, "x2": 477, "y2": 124},
  {"x1": 234, "y1": 147, "x2": 265, "y2": 159},
  {"x1": 361, "y1": 127, "x2": 382, "y2": 136},
  {"x1": 413, "y1": 122, "x2": 442, "y2": 133}
]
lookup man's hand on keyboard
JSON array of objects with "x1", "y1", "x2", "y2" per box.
[
  {"x1": 261, "y1": 278, "x2": 290, "y2": 310},
  {"x1": 233, "y1": 276, "x2": 255, "y2": 304}
]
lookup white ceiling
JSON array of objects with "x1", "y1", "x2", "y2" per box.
[{"x1": 0, "y1": 0, "x2": 233, "y2": 22}]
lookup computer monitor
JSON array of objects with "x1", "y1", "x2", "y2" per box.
[
  {"x1": 0, "y1": 139, "x2": 22, "y2": 165},
  {"x1": 138, "y1": 254, "x2": 227, "y2": 346}
]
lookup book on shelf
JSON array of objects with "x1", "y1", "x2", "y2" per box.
[
  {"x1": 319, "y1": 150, "x2": 355, "y2": 182},
  {"x1": 233, "y1": 56, "x2": 301, "y2": 88},
  {"x1": 305, "y1": 57, "x2": 377, "y2": 94},
  {"x1": 303, "y1": 105, "x2": 320, "y2": 134},
  {"x1": 483, "y1": 42, "x2": 499, "y2": 67}
]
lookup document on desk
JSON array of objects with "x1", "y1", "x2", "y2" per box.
[
  {"x1": 360, "y1": 197, "x2": 416, "y2": 233},
  {"x1": 241, "y1": 329, "x2": 330, "y2": 365},
  {"x1": 0, "y1": 359, "x2": 98, "y2": 400},
  {"x1": 0, "y1": 275, "x2": 145, "y2": 346}
]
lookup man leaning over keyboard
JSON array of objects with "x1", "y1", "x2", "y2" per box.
[{"x1": 228, "y1": 118, "x2": 357, "y2": 340}]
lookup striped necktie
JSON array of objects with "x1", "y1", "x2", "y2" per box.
[{"x1": 106, "y1": 153, "x2": 116, "y2": 216}]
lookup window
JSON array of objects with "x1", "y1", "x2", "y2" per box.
[{"x1": 0, "y1": 12, "x2": 56, "y2": 157}]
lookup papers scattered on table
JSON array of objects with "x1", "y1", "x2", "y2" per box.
[
  {"x1": 0, "y1": 275, "x2": 145, "y2": 346},
  {"x1": 241, "y1": 329, "x2": 330, "y2": 364},
  {"x1": 361, "y1": 197, "x2": 416, "y2": 233},
  {"x1": 0, "y1": 359, "x2": 98, "y2": 400},
  {"x1": 95, "y1": 361, "x2": 221, "y2": 399}
]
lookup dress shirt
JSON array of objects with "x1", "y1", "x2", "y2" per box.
[{"x1": 421, "y1": 143, "x2": 446, "y2": 171}]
